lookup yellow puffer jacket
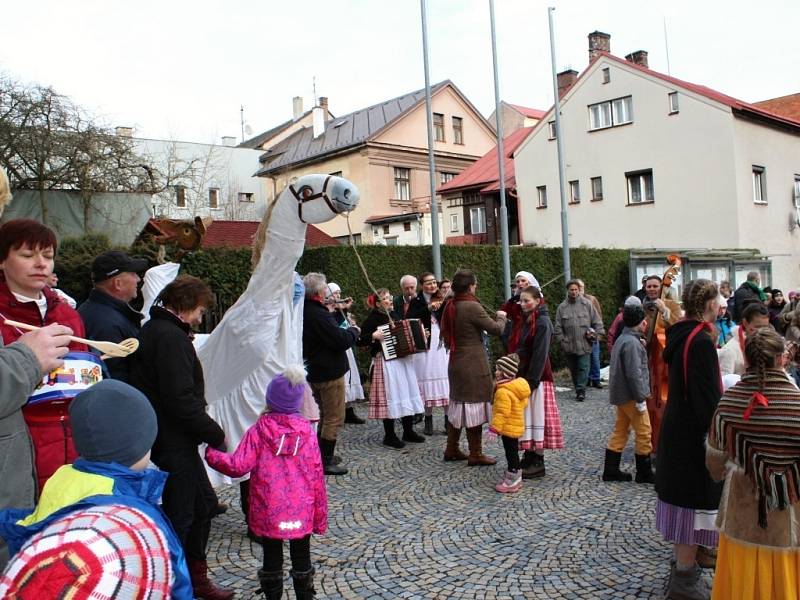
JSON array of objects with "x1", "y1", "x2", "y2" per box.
[{"x1": 490, "y1": 377, "x2": 531, "y2": 438}]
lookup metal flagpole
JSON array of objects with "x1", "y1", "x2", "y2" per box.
[
  {"x1": 548, "y1": 6, "x2": 571, "y2": 282},
  {"x1": 420, "y1": 0, "x2": 442, "y2": 280},
  {"x1": 489, "y1": 0, "x2": 511, "y2": 297}
]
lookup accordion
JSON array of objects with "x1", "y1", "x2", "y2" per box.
[{"x1": 378, "y1": 319, "x2": 427, "y2": 360}]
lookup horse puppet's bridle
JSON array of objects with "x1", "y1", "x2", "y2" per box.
[{"x1": 288, "y1": 176, "x2": 341, "y2": 223}]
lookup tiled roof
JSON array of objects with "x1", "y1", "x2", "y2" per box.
[
  {"x1": 595, "y1": 52, "x2": 800, "y2": 130},
  {"x1": 201, "y1": 220, "x2": 338, "y2": 248},
  {"x1": 437, "y1": 127, "x2": 534, "y2": 195},
  {"x1": 753, "y1": 93, "x2": 800, "y2": 122},
  {"x1": 255, "y1": 81, "x2": 455, "y2": 175},
  {"x1": 507, "y1": 103, "x2": 546, "y2": 120}
]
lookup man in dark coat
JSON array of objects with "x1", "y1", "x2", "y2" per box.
[
  {"x1": 78, "y1": 251, "x2": 147, "y2": 382},
  {"x1": 392, "y1": 274, "x2": 425, "y2": 320},
  {"x1": 302, "y1": 272, "x2": 360, "y2": 476},
  {"x1": 730, "y1": 271, "x2": 765, "y2": 323}
]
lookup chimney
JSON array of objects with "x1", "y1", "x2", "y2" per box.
[
  {"x1": 115, "y1": 126, "x2": 133, "y2": 137},
  {"x1": 588, "y1": 31, "x2": 611, "y2": 61},
  {"x1": 292, "y1": 96, "x2": 303, "y2": 120},
  {"x1": 312, "y1": 105, "x2": 325, "y2": 138},
  {"x1": 557, "y1": 69, "x2": 579, "y2": 98},
  {"x1": 221, "y1": 136, "x2": 236, "y2": 147},
  {"x1": 625, "y1": 50, "x2": 649, "y2": 68},
  {"x1": 319, "y1": 96, "x2": 328, "y2": 112}
]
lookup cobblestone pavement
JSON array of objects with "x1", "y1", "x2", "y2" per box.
[{"x1": 207, "y1": 387, "x2": 713, "y2": 599}]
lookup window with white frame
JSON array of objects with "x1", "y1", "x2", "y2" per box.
[
  {"x1": 602, "y1": 68, "x2": 610, "y2": 83},
  {"x1": 394, "y1": 167, "x2": 410, "y2": 200},
  {"x1": 433, "y1": 113, "x2": 445, "y2": 142},
  {"x1": 469, "y1": 206, "x2": 486, "y2": 234},
  {"x1": 385, "y1": 237, "x2": 398, "y2": 246},
  {"x1": 440, "y1": 172, "x2": 456, "y2": 184},
  {"x1": 569, "y1": 180, "x2": 580, "y2": 204},
  {"x1": 668, "y1": 92, "x2": 679, "y2": 114},
  {"x1": 589, "y1": 96, "x2": 633, "y2": 130},
  {"x1": 537, "y1": 185, "x2": 547, "y2": 208},
  {"x1": 793, "y1": 175, "x2": 800, "y2": 208},
  {"x1": 547, "y1": 121, "x2": 556, "y2": 140},
  {"x1": 626, "y1": 170, "x2": 654, "y2": 204},
  {"x1": 591, "y1": 176, "x2": 603, "y2": 201},
  {"x1": 238, "y1": 192, "x2": 254, "y2": 203},
  {"x1": 450, "y1": 213, "x2": 458, "y2": 232},
  {"x1": 752, "y1": 166, "x2": 767, "y2": 204},
  {"x1": 452, "y1": 117, "x2": 464, "y2": 144},
  {"x1": 208, "y1": 188, "x2": 219, "y2": 209}
]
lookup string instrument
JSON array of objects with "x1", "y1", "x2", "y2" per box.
[
  {"x1": 644, "y1": 254, "x2": 681, "y2": 450},
  {"x1": 645, "y1": 254, "x2": 682, "y2": 344}
]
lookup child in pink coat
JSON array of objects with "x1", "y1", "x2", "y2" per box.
[{"x1": 205, "y1": 366, "x2": 327, "y2": 600}]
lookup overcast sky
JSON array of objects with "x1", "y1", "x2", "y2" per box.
[{"x1": 2, "y1": 1, "x2": 798, "y2": 143}]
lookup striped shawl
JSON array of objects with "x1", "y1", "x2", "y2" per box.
[{"x1": 709, "y1": 369, "x2": 800, "y2": 528}]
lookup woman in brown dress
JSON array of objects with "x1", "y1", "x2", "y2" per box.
[{"x1": 440, "y1": 269, "x2": 507, "y2": 465}]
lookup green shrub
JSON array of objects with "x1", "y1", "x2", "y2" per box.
[{"x1": 55, "y1": 235, "x2": 630, "y2": 370}]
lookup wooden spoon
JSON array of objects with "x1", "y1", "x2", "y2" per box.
[{"x1": 3, "y1": 319, "x2": 139, "y2": 358}]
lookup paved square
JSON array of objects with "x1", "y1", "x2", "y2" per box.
[{"x1": 207, "y1": 387, "x2": 712, "y2": 598}]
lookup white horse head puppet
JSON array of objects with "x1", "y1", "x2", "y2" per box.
[{"x1": 197, "y1": 174, "x2": 359, "y2": 485}]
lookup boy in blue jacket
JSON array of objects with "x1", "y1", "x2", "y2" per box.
[{"x1": 0, "y1": 380, "x2": 192, "y2": 599}]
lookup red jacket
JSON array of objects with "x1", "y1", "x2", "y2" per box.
[{"x1": 0, "y1": 277, "x2": 87, "y2": 491}]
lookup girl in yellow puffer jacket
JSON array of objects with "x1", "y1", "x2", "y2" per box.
[{"x1": 489, "y1": 354, "x2": 531, "y2": 493}]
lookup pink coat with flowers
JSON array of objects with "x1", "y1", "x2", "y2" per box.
[{"x1": 205, "y1": 413, "x2": 327, "y2": 539}]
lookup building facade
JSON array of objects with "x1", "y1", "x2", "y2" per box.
[
  {"x1": 514, "y1": 34, "x2": 800, "y2": 288},
  {"x1": 252, "y1": 81, "x2": 497, "y2": 245}
]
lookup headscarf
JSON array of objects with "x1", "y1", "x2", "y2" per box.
[{"x1": 515, "y1": 271, "x2": 540, "y2": 289}]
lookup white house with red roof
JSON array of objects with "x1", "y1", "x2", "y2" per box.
[{"x1": 515, "y1": 32, "x2": 800, "y2": 290}]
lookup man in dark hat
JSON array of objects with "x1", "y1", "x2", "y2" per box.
[{"x1": 77, "y1": 251, "x2": 148, "y2": 382}]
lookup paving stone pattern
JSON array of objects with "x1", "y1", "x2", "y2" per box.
[{"x1": 207, "y1": 387, "x2": 713, "y2": 598}]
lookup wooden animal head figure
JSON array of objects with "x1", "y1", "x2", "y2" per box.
[{"x1": 151, "y1": 216, "x2": 212, "y2": 262}]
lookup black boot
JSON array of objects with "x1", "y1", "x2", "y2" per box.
[
  {"x1": 443, "y1": 414, "x2": 449, "y2": 434},
  {"x1": 635, "y1": 453, "x2": 655, "y2": 484},
  {"x1": 401, "y1": 415, "x2": 426, "y2": 443},
  {"x1": 319, "y1": 438, "x2": 347, "y2": 475},
  {"x1": 382, "y1": 419, "x2": 405, "y2": 449},
  {"x1": 257, "y1": 568, "x2": 283, "y2": 600},
  {"x1": 521, "y1": 451, "x2": 545, "y2": 479},
  {"x1": 602, "y1": 449, "x2": 632, "y2": 482},
  {"x1": 344, "y1": 406, "x2": 365, "y2": 424},
  {"x1": 290, "y1": 566, "x2": 316, "y2": 600},
  {"x1": 423, "y1": 415, "x2": 434, "y2": 436}
]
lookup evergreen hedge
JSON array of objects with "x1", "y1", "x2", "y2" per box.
[{"x1": 54, "y1": 237, "x2": 631, "y2": 370}]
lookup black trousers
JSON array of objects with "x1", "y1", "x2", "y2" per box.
[
  {"x1": 502, "y1": 435, "x2": 520, "y2": 471},
  {"x1": 154, "y1": 448, "x2": 218, "y2": 561},
  {"x1": 261, "y1": 535, "x2": 312, "y2": 572}
]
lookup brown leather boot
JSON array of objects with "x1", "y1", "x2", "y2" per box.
[
  {"x1": 189, "y1": 559, "x2": 235, "y2": 600},
  {"x1": 443, "y1": 424, "x2": 467, "y2": 461},
  {"x1": 466, "y1": 426, "x2": 496, "y2": 466}
]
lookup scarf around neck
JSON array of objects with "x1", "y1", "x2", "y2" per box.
[{"x1": 440, "y1": 292, "x2": 479, "y2": 355}]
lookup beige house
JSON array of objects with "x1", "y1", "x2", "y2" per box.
[
  {"x1": 251, "y1": 81, "x2": 497, "y2": 244},
  {"x1": 487, "y1": 101, "x2": 545, "y2": 136},
  {"x1": 515, "y1": 32, "x2": 800, "y2": 289}
]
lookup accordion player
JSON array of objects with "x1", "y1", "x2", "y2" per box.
[{"x1": 378, "y1": 319, "x2": 427, "y2": 361}]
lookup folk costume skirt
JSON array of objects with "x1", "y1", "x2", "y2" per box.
[
  {"x1": 368, "y1": 353, "x2": 423, "y2": 420},
  {"x1": 344, "y1": 348, "x2": 365, "y2": 404},
  {"x1": 712, "y1": 533, "x2": 800, "y2": 600},
  {"x1": 655, "y1": 500, "x2": 718, "y2": 547},
  {"x1": 519, "y1": 381, "x2": 564, "y2": 451},
  {"x1": 413, "y1": 321, "x2": 449, "y2": 409}
]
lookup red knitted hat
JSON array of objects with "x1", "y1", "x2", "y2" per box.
[{"x1": 0, "y1": 504, "x2": 173, "y2": 599}]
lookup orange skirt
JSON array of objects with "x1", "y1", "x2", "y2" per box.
[{"x1": 712, "y1": 533, "x2": 800, "y2": 600}]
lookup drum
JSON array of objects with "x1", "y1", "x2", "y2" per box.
[{"x1": 27, "y1": 351, "x2": 104, "y2": 405}]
